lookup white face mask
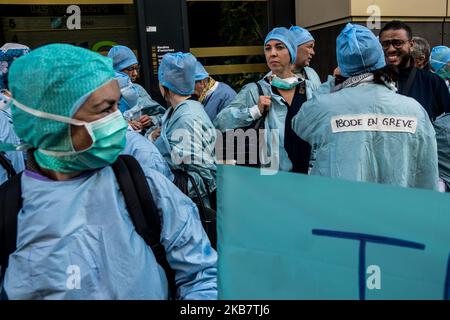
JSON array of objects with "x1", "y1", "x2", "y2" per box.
[
  {"x1": 2, "y1": 97, "x2": 128, "y2": 173},
  {"x1": 270, "y1": 75, "x2": 300, "y2": 90}
]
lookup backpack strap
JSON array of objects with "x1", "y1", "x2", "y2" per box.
[
  {"x1": 254, "y1": 82, "x2": 268, "y2": 126},
  {"x1": 0, "y1": 152, "x2": 16, "y2": 180},
  {"x1": 172, "y1": 169, "x2": 217, "y2": 248},
  {"x1": 0, "y1": 172, "x2": 23, "y2": 283},
  {"x1": 0, "y1": 161, "x2": 177, "y2": 299},
  {"x1": 111, "y1": 155, "x2": 176, "y2": 300},
  {"x1": 400, "y1": 67, "x2": 417, "y2": 96},
  {"x1": 172, "y1": 169, "x2": 189, "y2": 195},
  {"x1": 173, "y1": 169, "x2": 207, "y2": 221},
  {"x1": 255, "y1": 82, "x2": 264, "y2": 97}
]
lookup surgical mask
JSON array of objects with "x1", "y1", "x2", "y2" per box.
[
  {"x1": 10, "y1": 99, "x2": 128, "y2": 173},
  {"x1": 431, "y1": 59, "x2": 450, "y2": 80},
  {"x1": 436, "y1": 66, "x2": 450, "y2": 80},
  {"x1": 270, "y1": 75, "x2": 300, "y2": 90}
]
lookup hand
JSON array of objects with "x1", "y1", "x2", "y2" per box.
[
  {"x1": 150, "y1": 127, "x2": 161, "y2": 141},
  {"x1": 333, "y1": 67, "x2": 341, "y2": 77},
  {"x1": 129, "y1": 120, "x2": 143, "y2": 132},
  {"x1": 139, "y1": 115, "x2": 153, "y2": 129},
  {"x1": 257, "y1": 96, "x2": 271, "y2": 115}
]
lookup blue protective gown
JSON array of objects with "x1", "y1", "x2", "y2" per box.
[
  {"x1": 123, "y1": 84, "x2": 166, "y2": 126},
  {"x1": 434, "y1": 113, "x2": 450, "y2": 190},
  {"x1": 154, "y1": 99, "x2": 216, "y2": 200},
  {"x1": 122, "y1": 130, "x2": 174, "y2": 181},
  {"x1": 1, "y1": 165, "x2": 217, "y2": 300},
  {"x1": 213, "y1": 72, "x2": 320, "y2": 172},
  {"x1": 203, "y1": 82, "x2": 237, "y2": 121},
  {"x1": 292, "y1": 83, "x2": 439, "y2": 190}
]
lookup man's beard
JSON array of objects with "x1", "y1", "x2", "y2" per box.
[{"x1": 398, "y1": 53, "x2": 412, "y2": 69}]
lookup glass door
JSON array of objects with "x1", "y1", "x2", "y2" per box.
[{"x1": 187, "y1": 0, "x2": 269, "y2": 90}]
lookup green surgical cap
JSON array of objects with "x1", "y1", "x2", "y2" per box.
[{"x1": 8, "y1": 44, "x2": 115, "y2": 154}]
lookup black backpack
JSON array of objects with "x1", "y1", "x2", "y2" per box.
[
  {"x1": 0, "y1": 155, "x2": 176, "y2": 299},
  {"x1": 172, "y1": 169, "x2": 217, "y2": 249},
  {"x1": 218, "y1": 82, "x2": 268, "y2": 168},
  {"x1": 0, "y1": 152, "x2": 16, "y2": 180}
]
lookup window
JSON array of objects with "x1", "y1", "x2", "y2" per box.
[
  {"x1": 187, "y1": 0, "x2": 269, "y2": 90},
  {"x1": 0, "y1": 2, "x2": 137, "y2": 55}
]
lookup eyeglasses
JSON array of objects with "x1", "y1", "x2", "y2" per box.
[
  {"x1": 380, "y1": 39, "x2": 410, "y2": 49},
  {"x1": 124, "y1": 65, "x2": 141, "y2": 72}
]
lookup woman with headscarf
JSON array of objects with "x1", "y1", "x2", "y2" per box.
[
  {"x1": 0, "y1": 44, "x2": 217, "y2": 299},
  {"x1": 292, "y1": 23, "x2": 438, "y2": 190},
  {"x1": 214, "y1": 27, "x2": 312, "y2": 173}
]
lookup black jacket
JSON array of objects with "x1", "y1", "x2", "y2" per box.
[{"x1": 398, "y1": 65, "x2": 450, "y2": 121}]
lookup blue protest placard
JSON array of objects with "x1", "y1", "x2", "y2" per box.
[{"x1": 217, "y1": 165, "x2": 450, "y2": 300}]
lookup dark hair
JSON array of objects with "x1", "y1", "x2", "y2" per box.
[
  {"x1": 334, "y1": 74, "x2": 347, "y2": 85},
  {"x1": 379, "y1": 20, "x2": 413, "y2": 40},
  {"x1": 334, "y1": 65, "x2": 399, "y2": 86},
  {"x1": 373, "y1": 64, "x2": 399, "y2": 85}
]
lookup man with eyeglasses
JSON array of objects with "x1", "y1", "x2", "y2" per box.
[
  {"x1": 108, "y1": 45, "x2": 165, "y2": 133},
  {"x1": 379, "y1": 20, "x2": 449, "y2": 121},
  {"x1": 123, "y1": 63, "x2": 141, "y2": 83}
]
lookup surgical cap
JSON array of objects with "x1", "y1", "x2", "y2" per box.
[
  {"x1": 158, "y1": 52, "x2": 197, "y2": 95},
  {"x1": 195, "y1": 61, "x2": 209, "y2": 81},
  {"x1": 289, "y1": 26, "x2": 315, "y2": 47},
  {"x1": 107, "y1": 45, "x2": 138, "y2": 72},
  {"x1": 430, "y1": 46, "x2": 450, "y2": 72},
  {"x1": 264, "y1": 27, "x2": 297, "y2": 64},
  {"x1": 8, "y1": 43, "x2": 115, "y2": 153},
  {"x1": 336, "y1": 23, "x2": 386, "y2": 77},
  {"x1": 0, "y1": 43, "x2": 30, "y2": 90}
]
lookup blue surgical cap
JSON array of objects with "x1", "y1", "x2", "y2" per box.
[
  {"x1": 264, "y1": 27, "x2": 297, "y2": 64},
  {"x1": 336, "y1": 23, "x2": 386, "y2": 77},
  {"x1": 8, "y1": 43, "x2": 115, "y2": 153},
  {"x1": 289, "y1": 26, "x2": 315, "y2": 47},
  {"x1": 107, "y1": 45, "x2": 138, "y2": 72},
  {"x1": 195, "y1": 61, "x2": 209, "y2": 81},
  {"x1": 430, "y1": 46, "x2": 450, "y2": 72},
  {"x1": 158, "y1": 52, "x2": 197, "y2": 96}
]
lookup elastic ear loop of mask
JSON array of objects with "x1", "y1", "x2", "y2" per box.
[
  {"x1": 12, "y1": 98, "x2": 87, "y2": 127},
  {"x1": 2, "y1": 78, "x2": 117, "y2": 155},
  {"x1": 11, "y1": 98, "x2": 93, "y2": 157}
]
